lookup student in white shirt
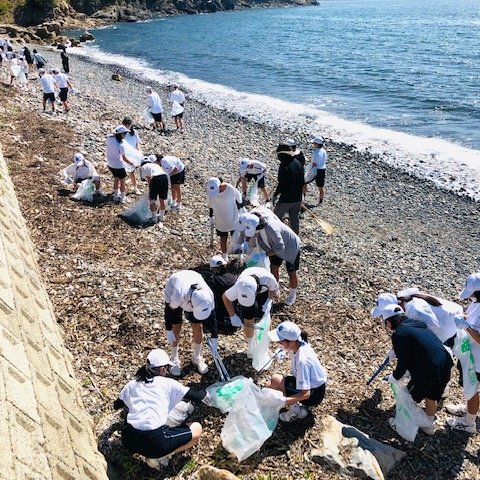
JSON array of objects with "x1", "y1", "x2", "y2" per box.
[
  {"x1": 52, "y1": 68, "x2": 73, "y2": 112},
  {"x1": 223, "y1": 266, "x2": 278, "y2": 356},
  {"x1": 308, "y1": 136, "x2": 327, "y2": 205},
  {"x1": 38, "y1": 68, "x2": 57, "y2": 112},
  {"x1": 114, "y1": 349, "x2": 205, "y2": 469},
  {"x1": 207, "y1": 177, "x2": 243, "y2": 261},
  {"x1": 122, "y1": 117, "x2": 141, "y2": 194},
  {"x1": 159, "y1": 155, "x2": 185, "y2": 209},
  {"x1": 70, "y1": 152, "x2": 106, "y2": 197},
  {"x1": 268, "y1": 321, "x2": 327, "y2": 423},
  {"x1": 235, "y1": 158, "x2": 269, "y2": 203},
  {"x1": 168, "y1": 84, "x2": 186, "y2": 129},
  {"x1": 145, "y1": 86, "x2": 164, "y2": 131},
  {"x1": 140, "y1": 155, "x2": 168, "y2": 222}
]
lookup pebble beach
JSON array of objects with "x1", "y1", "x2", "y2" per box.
[{"x1": 2, "y1": 47, "x2": 480, "y2": 479}]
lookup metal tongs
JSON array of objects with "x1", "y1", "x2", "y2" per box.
[{"x1": 207, "y1": 336, "x2": 231, "y2": 383}]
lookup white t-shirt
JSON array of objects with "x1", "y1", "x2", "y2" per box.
[
  {"x1": 161, "y1": 156, "x2": 185, "y2": 176},
  {"x1": 466, "y1": 302, "x2": 480, "y2": 372},
  {"x1": 74, "y1": 160, "x2": 98, "y2": 181},
  {"x1": 291, "y1": 342, "x2": 327, "y2": 390},
  {"x1": 169, "y1": 89, "x2": 185, "y2": 104},
  {"x1": 207, "y1": 183, "x2": 242, "y2": 233},
  {"x1": 119, "y1": 376, "x2": 188, "y2": 430},
  {"x1": 148, "y1": 92, "x2": 163, "y2": 114},
  {"x1": 53, "y1": 73, "x2": 69, "y2": 89},
  {"x1": 164, "y1": 270, "x2": 213, "y2": 312},
  {"x1": 240, "y1": 160, "x2": 266, "y2": 178},
  {"x1": 124, "y1": 130, "x2": 140, "y2": 149},
  {"x1": 224, "y1": 266, "x2": 278, "y2": 302},
  {"x1": 39, "y1": 74, "x2": 56, "y2": 94},
  {"x1": 312, "y1": 147, "x2": 327, "y2": 170},
  {"x1": 141, "y1": 162, "x2": 166, "y2": 179},
  {"x1": 105, "y1": 134, "x2": 126, "y2": 169}
]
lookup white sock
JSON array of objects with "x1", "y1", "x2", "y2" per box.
[
  {"x1": 115, "y1": 189, "x2": 120, "y2": 197},
  {"x1": 247, "y1": 337, "x2": 255, "y2": 350},
  {"x1": 426, "y1": 415, "x2": 435, "y2": 424},
  {"x1": 289, "y1": 288, "x2": 297, "y2": 295},
  {"x1": 466, "y1": 413, "x2": 476, "y2": 425},
  {"x1": 193, "y1": 343, "x2": 202, "y2": 360},
  {"x1": 157, "y1": 209, "x2": 165, "y2": 219},
  {"x1": 171, "y1": 346, "x2": 179, "y2": 361}
]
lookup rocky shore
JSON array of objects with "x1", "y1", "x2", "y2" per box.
[{"x1": 1, "y1": 48, "x2": 479, "y2": 479}]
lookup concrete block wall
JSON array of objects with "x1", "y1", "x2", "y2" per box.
[{"x1": 0, "y1": 148, "x2": 108, "y2": 480}]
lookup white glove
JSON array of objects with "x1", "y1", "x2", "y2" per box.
[
  {"x1": 166, "y1": 330, "x2": 176, "y2": 345},
  {"x1": 385, "y1": 349, "x2": 396, "y2": 363},
  {"x1": 454, "y1": 315, "x2": 469, "y2": 330},
  {"x1": 274, "y1": 347, "x2": 286, "y2": 361},
  {"x1": 202, "y1": 391, "x2": 214, "y2": 407},
  {"x1": 386, "y1": 373, "x2": 398, "y2": 384},
  {"x1": 208, "y1": 216, "x2": 215, "y2": 227},
  {"x1": 230, "y1": 314, "x2": 243, "y2": 328},
  {"x1": 262, "y1": 298, "x2": 273, "y2": 313},
  {"x1": 209, "y1": 337, "x2": 218, "y2": 354}
]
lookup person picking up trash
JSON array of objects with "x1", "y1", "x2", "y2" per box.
[
  {"x1": 145, "y1": 86, "x2": 164, "y2": 132},
  {"x1": 164, "y1": 270, "x2": 218, "y2": 376},
  {"x1": 207, "y1": 176, "x2": 244, "y2": 262},
  {"x1": 159, "y1": 154, "x2": 185, "y2": 210},
  {"x1": 235, "y1": 158, "x2": 269, "y2": 204},
  {"x1": 140, "y1": 155, "x2": 169, "y2": 223},
  {"x1": 307, "y1": 136, "x2": 327, "y2": 205},
  {"x1": 113, "y1": 348, "x2": 208, "y2": 470},
  {"x1": 381, "y1": 304, "x2": 453, "y2": 436},
  {"x1": 267, "y1": 321, "x2": 327, "y2": 422},
  {"x1": 122, "y1": 116, "x2": 142, "y2": 194},
  {"x1": 65, "y1": 152, "x2": 106, "y2": 197},
  {"x1": 222, "y1": 266, "x2": 278, "y2": 357}
]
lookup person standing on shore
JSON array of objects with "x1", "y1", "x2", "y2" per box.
[
  {"x1": 38, "y1": 69, "x2": 57, "y2": 113},
  {"x1": 272, "y1": 144, "x2": 304, "y2": 234},
  {"x1": 308, "y1": 136, "x2": 327, "y2": 205},
  {"x1": 146, "y1": 86, "x2": 164, "y2": 132},
  {"x1": 168, "y1": 84, "x2": 186, "y2": 130},
  {"x1": 22, "y1": 46, "x2": 34, "y2": 71},
  {"x1": 32, "y1": 49, "x2": 46, "y2": 70},
  {"x1": 286, "y1": 138, "x2": 306, "y2": 167},
  {"x1": 140, "y1": 155, "x2": 168, "y2": 222},
  {"x1": 60, "y1": 46, "x2": 69, "y2": 73},
  {"x1": 159, "y1": 155, "x2": 185, "y2": 210},
  {"x1": 52, "y1": 68, "x2": 73, "y2": 113},
  {"x1": 122, "y1": 116, "x2": 141, "y2": 194},
  {"x1": 207, "y1": 177, "x2": 243, "y2": 261},
  {"x1": 235, "y1": 158, "x2": 269, "y2": 204}
]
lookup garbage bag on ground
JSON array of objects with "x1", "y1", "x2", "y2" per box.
[
  {"x1": 72, "y1": 179, "x2": 95, "y2": 202},
  {"x1": 453, "y1": 330, "x2": 479, "y2": 401},
  {"x1": 221, "y1": 382, "x2": 284, "y2": 461},
  {"x1": 245, "y1": 249, "x2": 270, "y2": 270},
  {"x1": 205, "y1": 376, "x2": 250, "y2": 414},
  {"x1": 250, "y1": 305, "x2": 273, "y2": 372},
  {"x1": 121, "y1": 192, "x2": 153, "y2": 225},
  {"x1": 304, "y1": 162, "x2": 317, "y2": 183},
  {"x1": 60, "y1": 163, "x2": 76, "y2": 185},
  {"x1": 143, "y1": 107, "x2": 154, "y2": 124},
  {"x1": 171, "y1": 101, "x2": 184, "y2": 116},
  {"x1": 165, "y1": 401, "x2": 194, "y2": 427},
  {"x1": 247, "y1": 180, "x2": 260, "y2": 207}
]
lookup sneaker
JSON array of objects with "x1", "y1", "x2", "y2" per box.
[
  {"x1": 192, "y1": 355, "x2": 208, "y2": 374},
  {"x1": 279, "y1": 404, "x2": 308, "y2": 423},
  {"x1": 145, "y1": 456, "x2": 170, "y2": 470},
  {"x1": 134, "y1": 188, "x2": 141, "y2": 195},
  {"x1": 446, "y1": 404, "x2": 467, "y2": 416},
  {"x1": 446, "y1": 416, "x2": 476, "y2": 434},
  {"x1": 284, "y1": 291, "x2": 297, "y2": 306},
  {"x1": 420, "y1": 423, "x2": 435, "y2": 436},
  {"x1": 119, "y1": 195, "x2": 129, "y2": 204},
  {"x1": 169, "y1": 359, "x2": 182, "y2": 377}
]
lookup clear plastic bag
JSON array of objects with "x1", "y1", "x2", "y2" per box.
[
  {"x1": 121, "y1": 192, "x2": 153, "y2": 225},
  {"x1": 453, "y1": 330, "x2": 479, "y2": 401},
  {"x1": 72, "y1": 179, "x2": 95, "y2": 202},
  {"x1": 171, "y1": 101, "x2": 184, "y2": 116},
  {"x1": 304, "y1": 162, "x2": 317, "y2": 183},
  {"x1": 123, "y1": 141, "x2": 143, "y2": 173},
  {"x1": 245, "y1": 250, "x2": 270, "y2": 270},
  {"x1": 143, "y1": 107, "x2": 154, "y2": 124},
  {"x1": 250, "y1": 306, "x2": 273, "y2": 372},
  {"x1": 205, "y1": 376, "x2": 249, "y2": 414},
  {"x1": 60, "y1": 163, "x2": 76, "y2": 185},
  {"x1": 247, "y1": 180, "x2": 260, "y2": 207},
  {"x1": 165, "y1": 401, "x2": 194, "y2": 427},
  {"x1": 221, "y1": 382, "x2": 284, "y2": 461}
]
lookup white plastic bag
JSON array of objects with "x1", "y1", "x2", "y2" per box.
[
  {"x1": 247, "y1": 180, "x2": 260, "y2": 207},
  {"x1": 245, "y1": 250, "x2": 270, "y2": 270},
  {"x1": 171, "y1": 101, "x2": 184, "y2": 116},
  {"x1": 143, "y1": 107, "x2": 154, "y2": 124},
  {"x1": 60, "y1": 163, "x2": 76, "y2": 185},
  {"x1": 304, "y1": 162, "x2": 317, "y2": 183},
  {"x1": 122, "y1": 141, "x2": 143, "y2": 174},
  {"x1": 250, "y1": 305, "x2": 273, "y2": 372},
  {"x1": 221, "y1": 382, "x2": 284, "y2": 461},
  {"x1": 453, "y1": 330, "x2": 479, "y2": 401},
  {"x1": 72, "y1": 179, "x2": 95, "y2": 202},
  {"x1": 206, "y1": 376, "x2": 249, "y2": 414},
  {"x1": 227, "y1": 230, "x2": 242, "y2": 254},
  {"x1": 121, "y1": 192, "x2": 152, "y2": 225},
  {"x1": 165, "y1": 401, "x2": 194, "y2": 427}
]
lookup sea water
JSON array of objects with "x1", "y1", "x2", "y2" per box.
[{"x1": 69, "y1": 0, "x2": 480, "y2": 199}]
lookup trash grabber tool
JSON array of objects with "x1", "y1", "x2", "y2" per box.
[
  {"x1": 207, "y1": 337, "x2": 231, "y2": 382},
  {"x1": 366, "y1": 357, "x2": 390, "y2": 386},
  {"x1": 209, "y1": 225, "x2": 214, "y2": 248},
  {"x1": 300, "y1": 203, "x2": 334, "y2": 235},
  {"x1": 256, "y1": 348, "x2": 285, "y2": 374}
]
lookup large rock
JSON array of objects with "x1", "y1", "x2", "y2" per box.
[
  {"x1": 196, "y1": 465, "x2": 240, "y2": 480},
  {"x1": 309, "y1": 416, "x2": 406, "y2": 480},
  {"x1": 79, "y1": 30, "x2": 95, "y2": 42}
]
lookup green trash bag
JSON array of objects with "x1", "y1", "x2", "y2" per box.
[{"x1": 205, "y1": 376, "x2": 250, "y2": 414}]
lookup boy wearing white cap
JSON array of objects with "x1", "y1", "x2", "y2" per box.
[
  {"x1": 159, "y1": 155, "x2": 185, "y2": 210},
  {"x1": 145, "y1": 86, "x2": 164, "y2": 131},
  {"x1": 114, "y1": 348, "x2": 205, "y2": 468},
  {"x1": 38, "y1": 68, "x2": 57, "y2": 112},
  {"x1": 268, "y1": 321, "x2": 327, "y2": 422},
  {"x1": 309, "y1": 136, "x2": 327, "y2": 205},
  {"x1": 207, "y1": 177, "x2": 243, "y2": 261},
  {"x1": 164, "y1": 270, "x2": 218, "y2": 376},
  {"x1": 235, "y1": 158, "x2": 269, "y2": 203},
  {"x1": 222, "y1": 266, "x2": 278, "y2": 355},
  {"x1": 446, "y1": 272, "x2": 480, "y2": 433},
  {"x1": 70, "y1": 152, "x2": 106, "y2": 197},
  {"x1": 141, "y1": 155, "x2": 168, "y2": 222},
  {"x1": 381, "y1": 304, "x2": 453, "y2": 435}
]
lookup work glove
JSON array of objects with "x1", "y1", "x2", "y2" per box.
[
  {"x1": 385, "y1": 374, "x2": 398, "y2": 384},
  {"x1": 166, "y1": 330, "x2": 176, "y2": 345},
  {"x1": 274, "y1": 347, "x2": 286, "y2": 361},
  {"x1": 262, "y1": 298, "x2": 273, "y2": 313},
  {"x1": 454, "y1": 315, "x2": 470, "y2": 330},
  {"x1": 208, "y1": 216, "x2": 215, "y2": 227},
  {"x1": 209, "y1": 337, "x2": 218, "y2": 354},
  {"x1": 202, "y1": 391, "x2": 214, "y2": 407},
  {"x1": 385, "y1": 349, "x2": 396, "y2": 363},
  {"x1": 230, "y1": 314, "x2": 243, "y2": 328}
]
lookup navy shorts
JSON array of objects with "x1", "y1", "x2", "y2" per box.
[
  {"x1": 315, "y1": 169, "x2": 326, "y2": 187},
  {"x1": 170, "y1": 170, "x2": 185, "y2": 185},
  {"x1": 122, "y1": 422, "x2": 192, "y2": 458},
  {"x1": 43, "y1": 92, "x2": 55, "y2": 102},
  {"x1": 108, "y1": 166, "x2": 127, "y2": 180},
  {"x1": 270, "y1": 251, "x2": 300, "y2": 272},
  {"x1": 59, "y1": 87, "x2": 68, "y2": 102},
  {"x1": 216, "y1": 229, "x2": 234, "y2": 238},
  {"x1": 149, "y1": 174, "x2": 168, "y2": 201},
  {"x1": 173, "y1": 112, "x2": 184, "y2": 119},
  {"x1": 165, "y1": 303, "x2": 215, "y2": 325},
  {"x1": 284, "y1": 376, "x2": 326, "y2": 407},
  {"x1": 152, "y1": 112, "x2": 163, "y2": 122},
  {"x1": 245, "y1": 173, "x2": 265, "y2": 188},
  {"x1": 239, "y1": 290, "x2": 269, "y2": 320}
]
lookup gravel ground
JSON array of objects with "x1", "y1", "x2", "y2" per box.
[{"x1": 1, "y1": 48, "x2": 480, "y2": 480}]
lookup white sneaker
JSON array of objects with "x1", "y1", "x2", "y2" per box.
[
  {"x1": 441, "y1": 385, "x2": 450, "y2": 399},
  {"x1": 446, "y1": 404, "x2": 467, "y2": 416},
  {"x1": 420, "y1": 423, "x2": 435, "y2": 436},
  {"x1": 145, "y1": 456, "x2": 170, "y2": 470},
  {"x1": 96, "y1": 190, "x2": 107, "y2": 198},
  {"x1": 169, "y1": 359, "x2": 182, "y2": 377},
  {"x1": 112, "y1": 192, "x2": 120, "y2": 202},
  {"x1": 120, "y1": 195, "x2": 129, "y2": 204},
  {"x1": 284, "y1": 291, "x2": 297, "y2": 306},
  {"x1": 192, "y1": 355, "x2": 208, "y2": 374},
  {"x1": 446, "y1": 416, "x2": 476, "y2": 434},
  {"x1": 279, "y1": 404, "x2": 308, "y2": 423}
]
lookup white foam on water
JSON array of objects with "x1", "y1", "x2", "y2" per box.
[{"x1": 71, "y1": 45, "x2": 480, "y2": 200}]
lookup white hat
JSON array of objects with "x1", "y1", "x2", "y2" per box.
[
  {"x1": 244, "y1": 215, "x2": 260, "y2": 238},
  {"x1": 210, "y1": 255, "x2": 227, "y2": 268},
  {"x1": 114, "y1": 125, "x2": 128, "y2": 134},
  {"x1": 237, "y1": 275, "x2": 258, "y2": 307},
  {"x1": 268, "y1": 321, "x2": 301, "y2": 342},
  {"x1": 381, "y1": 304, "x2": 404, "y2": 322},
  {"x1": 38, "y1": 68, "x2": 45, "y2": 74},
  {"x1": 371, "y1": 293, "x2": 398, "y2": 317},
  {"x1": 191, "y1": 289, "x2": 213, "y2": 320},
  {"x1": 459, "y1": 272, "x2": 480, "y2": 299},
  {"x1": 239, "y1": 158, "x2": 250, "y2": 171},
  {"x1": 147, "y1": 349, "x2": 173, "y2": 367},
  {"x1": 145, "y1": 86, "x2": 153, "y2": 93},
  {"x1": 286, "y1": 138, "x2": 296, "y2": 147},
  {"x1": 397, "y1": 287, "x2": 420, "y2": 299},
  {"x1": 311, "y1": 136, "x2": 324, "y2": 145},
  {"x1": 148, "y1": 154, "x2": 157, "y2": 163},
  {"x1": 236, "y1": 212, "x2": 256, "y2": 232},
  {"x1": 73, "y1": 152, "x2": 84, "y2": 163},
  {"x1": 206, "y1": 177, "x2": 221, "y2": 197}
]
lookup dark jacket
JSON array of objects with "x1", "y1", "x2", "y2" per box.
[
  {"x1": 208, "y1": 271, "x2": 237, "y2": 322},
  {"x1": 392, "y1": 317, "x2": 453, "y2": 383},
  {"x1": 273, "y1": 154, "x2": 304, "y2": 203}
]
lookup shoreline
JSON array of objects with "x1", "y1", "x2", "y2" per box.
[{"x1": 2, "y1": 47, "x2": 480, "y2": 479}]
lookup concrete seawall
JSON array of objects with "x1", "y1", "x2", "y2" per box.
[{"x1": 0, "y1": 147, "x2": 108, "y2": 480}]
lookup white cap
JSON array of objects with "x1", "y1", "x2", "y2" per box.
[
  {"x1": 371, "y1": 293, "x2": 398, "y2": 317},
  {"x1": 114, "y1": 125, "x2": 128, "y2": 134},
  {"x1": 237, "y1": 276, "x2": 258, "y2": 307},
  {"x1": 148, "y1": 154, "x2": 157, "y2": 163},
  {"x1": 38, "y1": 68, "x2": 45, "y2": 74},
  {"x1": 73, "y1": 152, "x2": 84, "y2": 163},
  {"x1": 244, "y1": 215, "x2": 260, "y2": 238},
  {"x1": 145, "y1": 86, "x2": 153, "y2": 93},
  {"x1": 397, "y1": 287, "x2": 420, "y2": 299},
  {"x1": 191, "y1": 289, "x2": 213, "y2": 320},
  {"x1": 207, "y1": 177, "x2": 221, "y2": 197},
  {"x1": 381, "y1": 304, "x2": 404, "y2": 322},
  {"x1": 268, "y1": 321, "x2": 301, "y2": 342},
  {"x1": 147, "y1": 349, "x2": 173, "y2": 367},
  {"x1": 286, "y1": 138, "x2": 296, "y2": 147},
  {"x1": 459, "y1": 272, "x2": 480, "y2": 299},
  {"x1": 239, "y1": 158, "x2": 249, "y2": 171},
  {"x1": 311, "y1": 136, "x2": 324, "y2": 145},
  {"x1": 210, "y1": 255, "x2": 227, "y2": 268}
]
